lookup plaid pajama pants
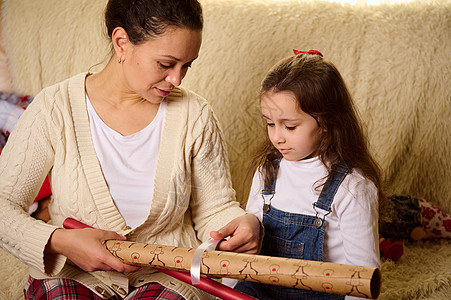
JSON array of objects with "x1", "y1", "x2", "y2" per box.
[{"x1": 24, "y1": 276, "x2": 185, "y2": 300}]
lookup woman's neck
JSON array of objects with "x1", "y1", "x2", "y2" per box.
[
  {"x1": 85, "y1": 57, "x2": 160, "y2": 136},
  {"x1": 86, "y1": 57, "x2": 144, "y2": 107}
]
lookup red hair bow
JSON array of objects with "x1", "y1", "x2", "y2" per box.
[{"x1": 293, "y1": 49, "x2": 323, "y2": 57}]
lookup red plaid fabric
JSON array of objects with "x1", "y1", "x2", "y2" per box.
[
  {"x1": 24, "y1": 276, "x2": 185, "y2": 299},
  {"x1": 24, "y1": 276, "x2": 107, "y2": 299}
]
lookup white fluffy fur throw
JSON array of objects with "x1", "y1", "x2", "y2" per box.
[{"x1": 1, "y1": 0, "x2": 451, "y2": 299}]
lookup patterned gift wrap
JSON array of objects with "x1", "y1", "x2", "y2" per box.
[{"x1": 105, "y1": 240, "x2": 381, "y2": 299}]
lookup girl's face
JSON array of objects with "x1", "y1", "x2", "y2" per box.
[
  {"x1": 120, "y1": 27, "x2": 202, "y2": 104},
  {"x1": 261, "y1": 90, "x2": 323, "y2": 161}
]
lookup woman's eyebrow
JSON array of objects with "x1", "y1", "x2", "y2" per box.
[{"x1": 160, "y1": 55, "x2": 199, "y2": 63}]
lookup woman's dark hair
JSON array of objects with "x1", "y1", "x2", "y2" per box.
[
  {"x1": 105, "y1": 0, "x2": 203, "y2": 45},
  {"x1": 250, "y1": 53, "x2": 388, "y2": 219}
]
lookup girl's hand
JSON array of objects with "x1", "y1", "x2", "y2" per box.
[
  {"x1": 46, "y1": 228, "x2": 141, "y2": 273},
  {"x1": 210, "y1": 214, "x2": 262, "y2": 254}
]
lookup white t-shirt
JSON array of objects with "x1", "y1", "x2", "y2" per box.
[{"x1": 86, "y1": 96, "x2": 166, "y2": 228}]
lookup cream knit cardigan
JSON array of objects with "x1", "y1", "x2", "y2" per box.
[{"x1": 0, "y1": 73, "x2": 246, "y2": 299}]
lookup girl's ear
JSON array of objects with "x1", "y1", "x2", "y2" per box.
[{"x1": 112, "y1": 27, "x2": 130, "y2": 63}]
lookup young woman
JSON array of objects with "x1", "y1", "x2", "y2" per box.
[{"x1": 0, "y1": 1, "x2": 260, "y2": 299}]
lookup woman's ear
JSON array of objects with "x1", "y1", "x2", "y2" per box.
[{"x1": 112, "y1": 27, "x2": 129, "y2": 63}]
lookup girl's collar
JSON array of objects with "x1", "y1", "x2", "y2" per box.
[{"x1": 282, "y1": 156, "x2": 322, "y2": 168}]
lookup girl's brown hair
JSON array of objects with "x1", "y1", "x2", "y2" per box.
[{"x1": 250, "y1": 53, "x2": 387, "y2": 217}]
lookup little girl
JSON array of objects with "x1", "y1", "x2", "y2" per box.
[{"x1": 233, "y1": 50, "x2": 386, "y2": 299}]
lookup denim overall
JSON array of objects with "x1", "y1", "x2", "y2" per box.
[{"x1": 235, "y1": 163, "x2": 349, "y2": 300}]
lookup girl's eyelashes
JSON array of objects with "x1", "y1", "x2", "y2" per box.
[
  {"x1": 266, "y1": 122, "x2": 297, "y2": 130},
  {"x1": 265, "y1": 123, "x2": 297, "y2": 130}
]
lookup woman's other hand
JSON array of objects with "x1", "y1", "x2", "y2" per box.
[
  {"x1": 46, "y1": 228, "x2": 141, "y2": 273},
  {"x1": 210, "y1": 214, "x2": 262, "y2": 254}
]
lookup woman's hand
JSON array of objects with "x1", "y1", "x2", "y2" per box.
[
  {"x1": 210, "y1": 214, "x2": 262, "y2": 254},
  {"x1": 46, "y1": 228, "x2": 141, "y2": 273}
]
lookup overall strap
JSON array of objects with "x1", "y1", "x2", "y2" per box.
[
  {"x1": 261, "y1": 159, "x2": 280, "y2": 213},
  {"x1": 313, "y1": 163, "x2": 350, "y2": 228}
]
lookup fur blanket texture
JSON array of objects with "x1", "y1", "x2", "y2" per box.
[{"x1": 1, "y1": 0, "x2": 450, "y2": 299}]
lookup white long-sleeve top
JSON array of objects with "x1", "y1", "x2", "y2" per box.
[
  {"x1": 223, "y1": 157, "x2": 380, "y2": 298},
  {"x1": 243, "y1": 157, "x2": 380, "y2": 300},
  {"x1": 247, "y1": 157, "x2": 380, "y2": 268}
]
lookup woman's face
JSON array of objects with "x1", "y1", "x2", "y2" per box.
[{"x1": 120, "y1": 27, "x2": 202, "y2": 104}]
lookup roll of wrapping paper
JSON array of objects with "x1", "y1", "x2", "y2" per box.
[
  {"x1": 63, "y1": 218, "x2": 257, "y2": 300},
  {"x1": 105, "y1": 240, "x2": 381, "y2": 299}
]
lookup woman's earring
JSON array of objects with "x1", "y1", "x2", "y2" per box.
[{"x1": 118, "y1": 58, "x2": 122, "y2": 63}]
